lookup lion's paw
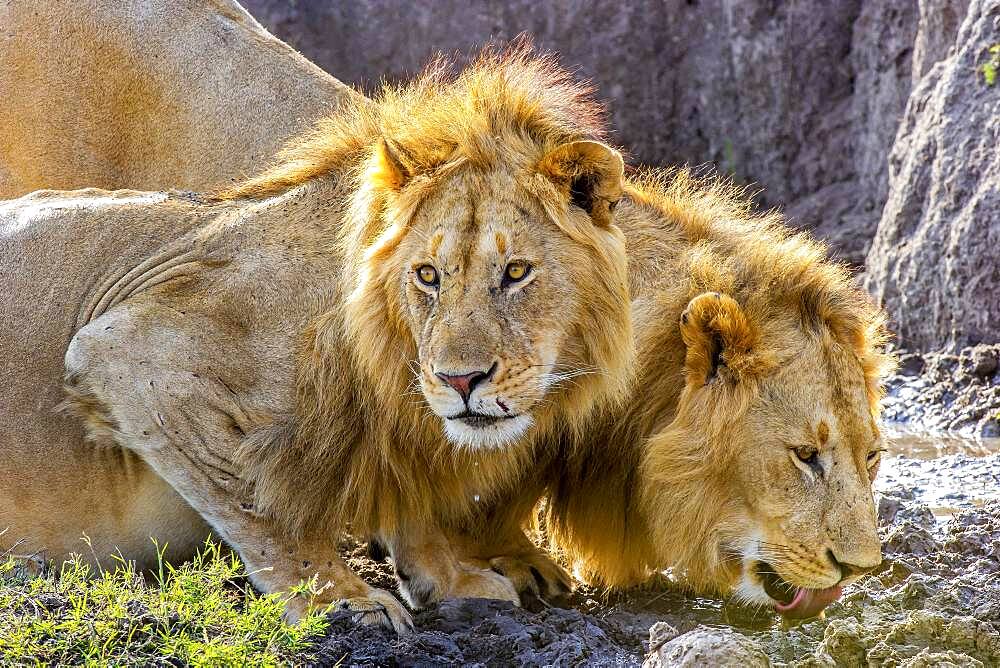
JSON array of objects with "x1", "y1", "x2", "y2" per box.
[
  {"x1": 336, "y1": 588, "x2": 414, "y2": 634},
  {"x1": 450, "y1": 564, "x2": 520, "y2": 604},
  {"x1": 489, "y1": 553, "x2": 573, "y2": 609}
]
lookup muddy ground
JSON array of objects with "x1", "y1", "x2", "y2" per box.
[
  {"x1": 311, "y1": 426, "x2": 1000, "y2": 665},
  {"x1": 882, "y1": 345, "x2": 1000, "y2": 438}
]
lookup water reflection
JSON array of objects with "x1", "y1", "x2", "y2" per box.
[
  {"x1": 878, "y1": 426, "x2": 1000, "y2": 520},
  {"x1": 883, "y1": 425, "x2": 1000, "y2": 459}
]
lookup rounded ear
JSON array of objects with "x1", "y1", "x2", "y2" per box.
[
  {"x1": 537, "y1": 140, "x2": 624, "y2": 227},
  {"x1": 369, "y1": 137, "x2": 417, "y2": 192},
  {"x1": 679, "y1": 292, "x2": 759, "y2": 384}
]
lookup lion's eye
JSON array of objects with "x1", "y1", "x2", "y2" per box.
[
  {"x1": 503, "y1": 261, "x2": 531, "y2": 285},
  {"x1": 794, "y1": 447, "x2": 823, "y2": 477},
  {"x1": 416, "y1": 264, "x2": 439, "y2": 288},
  {"x1": 866, "y1": 449, "x2": 884, "y2": 482}
]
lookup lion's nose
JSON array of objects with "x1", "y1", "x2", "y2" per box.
[
  {"x1": 435, "y1": 363, "x2": 496, "y2": 402},
  {"x1": 828, "y1": 549, "x2": 879, "y2": 581}
]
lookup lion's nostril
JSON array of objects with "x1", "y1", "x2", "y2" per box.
[
  {"x1": 828, "y1": 549, "x2": 876, "y2": 580},
  {"x1": 435, "y1": 362, "x2": 497, "y2": 402}
]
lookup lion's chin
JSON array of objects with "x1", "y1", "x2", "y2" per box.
[{"x1": 441, "y1": 413, "x2": 534, "y2": 450}]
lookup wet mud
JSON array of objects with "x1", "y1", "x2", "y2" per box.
[
  {"x1": 883, "y1": 344, "x2": 1000, "y2": 438},
  {"x1": 314, "y1": 431, "x2": 1000, "y2": 666}
]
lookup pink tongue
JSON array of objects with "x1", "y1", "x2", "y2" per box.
[{"x1": 774, "y1": 585, "x2": 843, "y2": 620}]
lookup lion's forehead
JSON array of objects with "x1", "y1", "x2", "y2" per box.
[
  {"x1": 417, "y1": 195, "x2": 546, "y2": 272},
  {"x1": 758, "y1": 361, "x2": 876, "y2": 453}
]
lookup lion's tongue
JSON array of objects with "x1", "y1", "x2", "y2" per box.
[{"x1": 774, "y1": 585, "x2": 843, "y2": 620}]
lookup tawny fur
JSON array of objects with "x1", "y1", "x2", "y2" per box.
[
  {"x1": 1, "y1": 49, "x2": 632, "y2": 618},
  {"x1": 0, "y1": 0, "x2": 354, "y2": 198},
  {"x1": 541, "y1": 168, "x2": 894, "y2": 597}
]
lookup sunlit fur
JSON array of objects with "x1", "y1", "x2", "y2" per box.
[
  {"x1": 219, "y1": 47, "x2": 633, "y2": 540},
  {"x1": 542, "y1": 168, "x2": 894, "y2": 604}
]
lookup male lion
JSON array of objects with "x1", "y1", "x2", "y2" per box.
[
  {"x1": 0, "y1": 0, "x2": 353, "y2": 198},
  {"x1": 541, "y1": 170, "x2": 892, "y2": 619},
  {"x1": 0, "y1": 51, "x2": 632, "y2": 630},
  {"x1": 407, "y1": 169, "x2": 891, "y2": 621}
]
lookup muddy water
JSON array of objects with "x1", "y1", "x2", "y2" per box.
[{"x1": 879, "y1": 427, "x2": 1000, "y2": 518}]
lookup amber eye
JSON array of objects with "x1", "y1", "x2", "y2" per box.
[
  {"x1": 416, "y1": 265, "x2": 439, "y2": 287},
  {"x1": 503, "y1": 261, "x2": 531, "y2": 285},
  {"x1": 794, "y1": 447, "x2": 823, "y2": 477}
]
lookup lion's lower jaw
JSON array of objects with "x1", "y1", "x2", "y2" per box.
[
  {"x1": 730, "y1": 536, "x2": 784, "y2": 608},
  {"x1": 733, "y1": 568, "x2": 778, "y2": 609},
  {"x1": 441, "y1": 414, "x2": 534, "y2": 450}
]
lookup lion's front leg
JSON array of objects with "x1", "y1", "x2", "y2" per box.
[
  {"x1": 64, "y1": 309, "x2": 411, "y2": 632},
  {"x1": 246, "y1": 533, "x2": 411, "y2": 632},
  {"x1": 449, "y1": 524, "x2": 573, "y2": 607}
]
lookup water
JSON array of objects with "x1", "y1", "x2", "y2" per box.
[
  {"x1": 883, "y1": 426, "x2": 1000, "y2": 459},
  {"x1": 879, "y1": 426, "x2": 1000, "y2": 519}
]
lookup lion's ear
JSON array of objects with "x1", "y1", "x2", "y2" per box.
[
  {"x1": 370, "y1": 137, "x2": 417, "y2": 192},
  {"x1": 679, "y1": 292, "x2": 759, "y2": 385},
  {"x1": 538, "y1": 140, "x2": 624, "y2": 227}
]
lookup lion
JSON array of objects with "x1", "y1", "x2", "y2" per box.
[
  {"x1": 399, "y1": 169, "x2": 892, "y2": 622},
  {"x1": 537, "y1": 169, "x2": 893, "y2": 619},
  {"x1": 0, "y1": 0, "x2": 354, "y2": 199},
  {"x1": 0, "y1": 50, "x2": 633, "y2": 631}
]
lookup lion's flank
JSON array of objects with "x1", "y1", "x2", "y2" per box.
[{"x1": 213, "y1": 42, "x2": 608, "y2": 202}]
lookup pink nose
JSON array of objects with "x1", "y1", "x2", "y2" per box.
[{"x1": 435, "y1": 367, "x2": 492, "y2": 402}]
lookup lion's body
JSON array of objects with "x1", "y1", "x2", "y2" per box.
[
  {"x1": 0, "y1": 52, "x2": 631, "y2": 626},
  {"x1": 0, "y1": 0, "x2": 354, "y2": 199},
  {"x1": 539, "y1": 170, "x2": 891, "y2": 609},
  {"x1": 0, "y1": 191, "x2": 213, "y2": 568}
]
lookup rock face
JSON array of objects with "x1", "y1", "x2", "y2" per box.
[
  {"x1": 865, "y1": 0, "x2": 1000, "y2": 351},
  {"x1": 242, "y1": 0, "x2": 927, "y2": 265}
]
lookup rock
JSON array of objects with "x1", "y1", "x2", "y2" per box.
[
  {"x1": 644, "y1": 626, "x2": 770, "y2": 668},
  {"x1": 879, "y1": 494, "x2": 903, "y2": 525},
  {"x1": 884, "y1": 521, "x2": 941, "y2": 557},
  {"x1": 897, "y1": 353, "x2": 927, "y2": 377},
  {"x1": 865, "y1": 0, "x2": 1000, "y2": 350},
  {"x1": 911, "y1": 0, "x2": 971, "y2": 81},
  {"x1": 901, "y1": 649, "x2": 986, "y2": 667},
  {"x1": 817, "y1": 620, "x2": 868, "y2": 667},
  {"x1": 241, "y1": 0, "x2": 942, "y2": 265},
  {"x1": 648, "y1": 620, "x2": 680, "y2": 651},
  {"x1": 968, "y1": 345, "x2": 999, "y2": 379}
]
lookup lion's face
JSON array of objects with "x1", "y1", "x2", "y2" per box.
[
  {"x1": 643, "y1": 292, "x2": 884, "y2": 620},
  {"x1": 726, "y1": 341, "x2": 883, "y2": 620},
  {"x1": 399, "y1": 171, "x2": 582, "y2": 447},
  {"x1": 350, "y1": 139, "x2": 629, "y2": 450}
]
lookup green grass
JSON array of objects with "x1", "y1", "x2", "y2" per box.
[{"x1": 0, "y1": 540, "x2": 330, "y2": 667}]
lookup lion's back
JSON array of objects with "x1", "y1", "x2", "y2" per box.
[{"x1": 0, "y1": 0, "x2": 353, "y2": 198}]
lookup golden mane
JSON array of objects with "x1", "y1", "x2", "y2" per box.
[
  {"x1": 233, "y1": 47, "x2": 634, "y2": 545},
  {"x1": 626, "y1": 168, "x2": 893, "y2": 413},
  {"x1": 215, "y1": 44, "x2": 608, "y2": 202},
  {"x1": 545, "y1": 168, "x2": 894, "y2": 590}
]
